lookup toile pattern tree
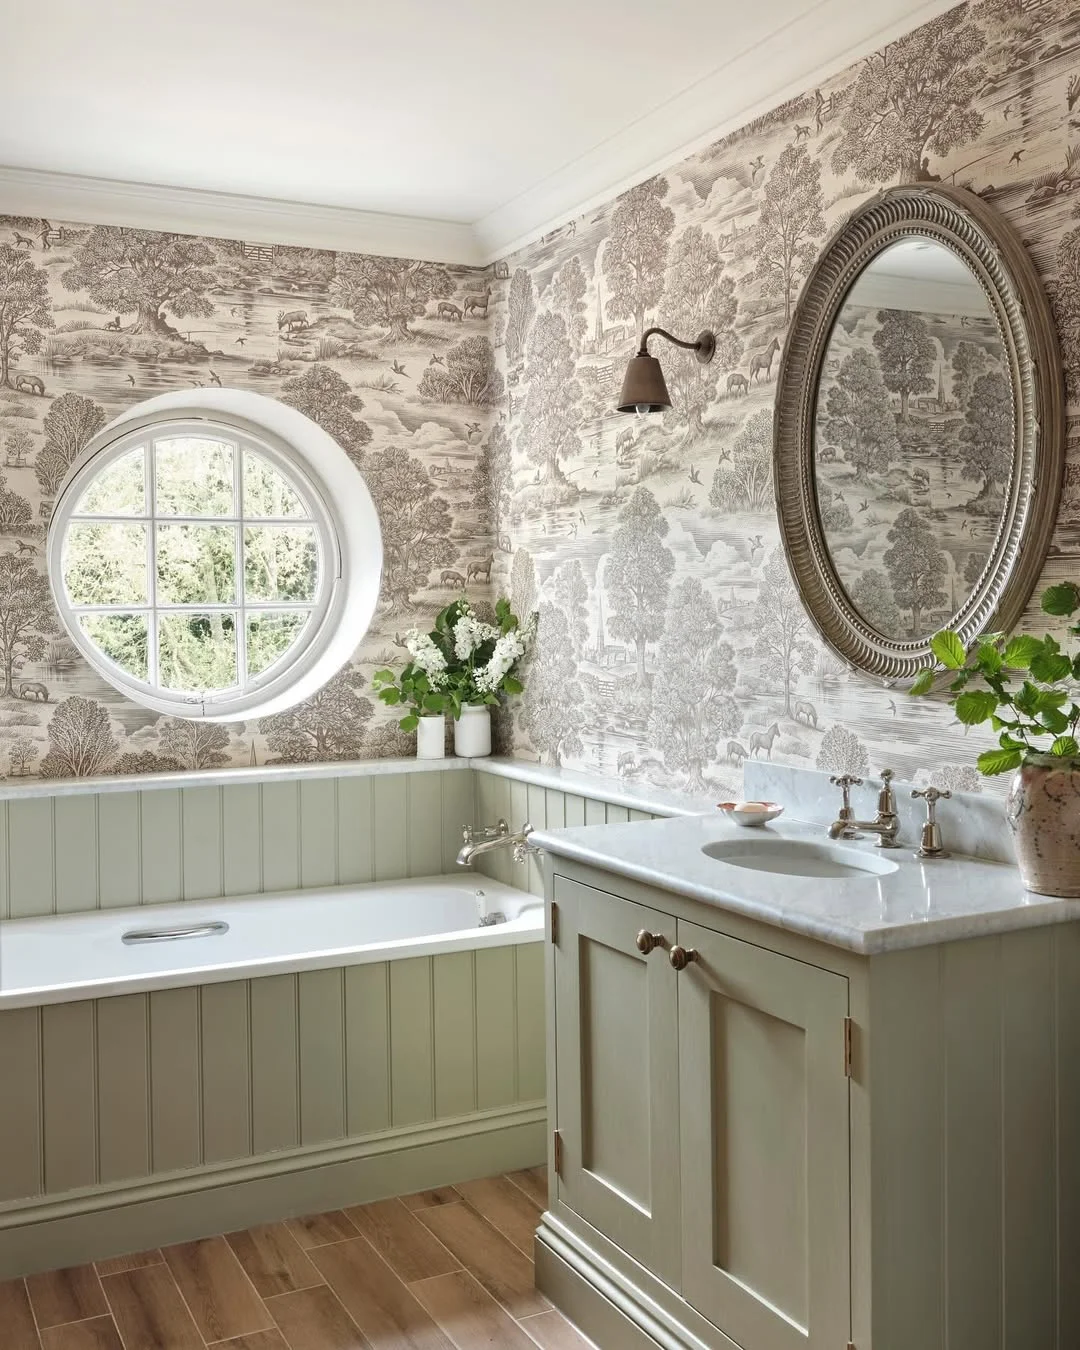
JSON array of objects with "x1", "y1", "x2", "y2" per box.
[
  {"x1": 40, "y1": 697, "x2": 117, "y2": 778},
  {"x1": 753, "y1": 548, "x2": 816, "y2": 717},
  {"x1": 872, "y1": 308, "x2": 936, "y2": 422},
  {"x1": 550, "y1": 256, "x2": 589, "y2": 357},
  {"x1": 504, "y1": 268, "x2": 536, "y2": 367},
  {"x1": 660, "y1": 226, "x2": 741, "y2": 442},
  {"x1": 518, "y1": 312, "x2": 581, "y2": 490},
  {"x1": 417, "y1": 334, "x2": 504, "y2": 406},
  {"x1": 816, "y1": 726, "x2": 869, "y2": 776},
  {"x1": 332, "y1": 255, "x2": 453, "y2": 342},
  {"x1": 605, "y1": 487, "x2": 675, "y2": 687},
  {"x1": 602, "y1": 176, "x2": 675, "y2": 343},
  {"x1": 950, "y1": 340, "x2": 990, "y2": 413},
  {"x1": 831, "y1": 7, "x2": 986, "y2": 183},
  {"x1": 0, "y1": 553, "x2": 56, "y2": 697},
  {"x1": 35, "y1": 391, "x2": 107, "y2": 498},
  {"x1": 709, "y1": 408, "x2": 774, "y2": 513},
  {"x1": 8, "y1": 736, "x2": 38, "y2": 777},
  {"x1": 1053, "y1": 225, "x2": 1080, "y2": 403},
  {"x1": 0, "y1": 470, "x2": 32, "y2": 534},
  {"x1": 848, "y1": 567, "x2": 901, "y2": 637},
  {"x1": 752, "y1": 144, "x2": 824, "y2": 324},
  {"x1": 280, "y1": 364, "x2": 371, "y2": 465},
  {"x1": 472, "y1": 423, "x2": 512, "y2": 543},
  {"x1": 0, "y1": 243, "x2": 52, "y2": 388},
  {"x1": 61, "y1": 226, "x2": 216, "y2": 336},
  {"x1": 959, "y1": 369, "x2": 1012, "y2": 504},
  {"x1": 883, "y1": 507, "x2": 948, "y2": 636},
  {"x1": 363, "y1": 446, "x2": 455, "y2": 610},
  {"x1": 520, "y1": 602, "x2": 584, "y2": 765},
  {"x1": 159, "y1": 718, "x2": 231, "y2": 769},
  {"x1": 259, "y1": 666, "x2": 373, "y2": 762},
  {"x1": 113, "y1": 750, "x2": 183, "y2": 775},
  {"x1": 820, "y1": 348, "x2": 900, "y2": 479},
  {"x1": 648, "y1": 576, "x2": 740, "y2": 792}
]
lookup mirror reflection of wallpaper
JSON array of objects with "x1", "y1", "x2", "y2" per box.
[
  {"x1": 814, "y1": 302, "x2": 1010, "y2": 642},
  {"x1": 488, "y1": 0, "x2": 1080, "y2": 799}
]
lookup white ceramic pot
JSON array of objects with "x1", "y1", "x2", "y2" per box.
[
  {"x1": 454, "y1": 703, "x2": 492, "y2": 758},
  {"x1": 1006, "y1": 754, "x2": 1080, "y2": 896},
  {"x1": 415, "y1": 714, "x2": 446, "y2": 760}
]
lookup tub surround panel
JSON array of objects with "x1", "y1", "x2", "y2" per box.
[{"x1": 0, "y1": 943, "x2": 546, "y2": 1274}]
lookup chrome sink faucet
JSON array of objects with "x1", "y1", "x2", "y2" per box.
[
  {"x1": 828, "y1": 769, "x2": 900, "y2": 848},
  {"x1": 456, "y1": 818, "x2": 536, "y2": 867}
]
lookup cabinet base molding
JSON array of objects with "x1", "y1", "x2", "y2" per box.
[
  {"x1": 536, "y1": 1215, "x2": 738, "y2": 1350},
  {"x1": 0, "y1": 1103, "x2": 545, "y2": 1279}
]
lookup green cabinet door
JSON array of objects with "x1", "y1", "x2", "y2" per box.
[
  {"x1": 552, "y1": 875, "x2": 682, "y2": 1288},
  {"x1": 677, "y1": 919, "x2": 851, "y2": 1350}
]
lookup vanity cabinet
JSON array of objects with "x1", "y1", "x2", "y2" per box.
[{"x1": 538, "y1": 855, "x2": 1080, "y2": 1350}]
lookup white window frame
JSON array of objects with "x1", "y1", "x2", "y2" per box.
[{"x1": 48, "y1": 389, "x2": 382, "y2": 722}]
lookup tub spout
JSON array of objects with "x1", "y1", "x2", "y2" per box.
[{"x1": 456, "y1": 819, "x2": 536, "y2": 867}]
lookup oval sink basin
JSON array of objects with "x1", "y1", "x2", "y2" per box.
[{"x1": 702, "y1": 838, "x2": 899, "y2": 879}]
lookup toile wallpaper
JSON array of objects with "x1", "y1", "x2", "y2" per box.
[
  {"x1": 0, "y1": 223, "x2": 501, "y2": 776},
  {"x1": 491, "y1": 0, "x2": 1080, "y2": 798},
  {"x1": 1, "y1": 0, "x2": 1080, "y2": 792}
]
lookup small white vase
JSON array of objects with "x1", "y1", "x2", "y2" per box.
[
  {"x1": 416, "y1": 714, "x2": 446, "y2": 760},
  {"x1": 454, "y1": 703, "x2": 492, "y2": 758}
]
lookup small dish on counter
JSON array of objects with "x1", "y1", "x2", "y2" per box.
[{"x1": 716, "y1": 800, "x2": 784, "y2": 827}]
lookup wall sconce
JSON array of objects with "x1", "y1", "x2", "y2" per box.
[{"x1": 617, "y1": 327, "x2": 716, "y2": 414}]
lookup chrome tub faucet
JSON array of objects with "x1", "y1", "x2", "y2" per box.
[{"x1": 456, "y1": 818, "x2": 536, "y2": 867}]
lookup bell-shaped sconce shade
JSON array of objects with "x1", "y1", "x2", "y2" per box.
[
  {"x1": 616, "y1": 328, "x2": 715, "y2": 414},
  {"x1": 617, "y1": 352, "x2": 671, "y2": 414}
]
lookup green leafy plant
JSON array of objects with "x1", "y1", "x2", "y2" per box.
[
  {"x1": 373, "y1": 595, "x2": 533, "y2": 733},
  {"x1": 912, "y1": 582, "x2": 1080, "y2": 774}
]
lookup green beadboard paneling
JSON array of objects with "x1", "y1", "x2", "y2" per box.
[
  {"x1": 149, "y1": 986, "x2": 202, "y2": 1173},
  {"x1": 8, "y1": 797, "x2": 55, "y2": 918},
  {"x1": 97, "y1": 791, "x2": 141, "y2": 909},
  {"x1": 250, "y1": 973, "x2": 300, "y2": 1154},
  {"x1": 0, "y1": 1007, "x2": 42, "y2": 1201},
  {"x1": 298, "y1": 968, "x2": 346, "y2": 1144},
  {"x1": 389, "y1": 956, "x2": 434, "y2": 1126},
  {"x1": 373, "y1": 773, "x2": 409, "y2": 882},
  {"x1": 337, "y1": 775, "x2": 374, "y2": 885},
  {"x1": 261, "y1": 781, "x2": 300, "y2": 892},
  {"x1": 345, "y1": 962, "x2": 391, "y2": 1135},
  {"x1": 141, "y1": 789, "x2": 182, "y2": 907},
  {"x1": 564, "y1": 793, "x2": 586, "y2": 828},
  {"x1": 516, "y1": 943, "x2": 546, "y2": 1103},
  {"x1": 475, "y1": 945, "x2": 517, "y2": 1110},
  {"x1": 222, "y1": 782, "x2": 262, "y2": 897},
  {"x1": 200, "y1": 981, "x2": 252, "y2": 1165},
  {"x1": 182, "y1": 786, "x2": 224, "y2": 901},
  {"x1": 433, "y1": 951, "x2": 477, "y2": 1119},
  {"x1": 300, "y1": 778, "x2": 338, "y2": 890},
  {"x1": 42, "y1": 1001, "x2": 97, "y2": 1193},
  {"x1": 96, "y1": 994, "x2": 150, "y2": 1184},
  {"x1": 407, "y1": 772, "x2": 444, "y2": 878},
  {"x1": 54, "y1": 795, "x2": 98, "y2": 915}
]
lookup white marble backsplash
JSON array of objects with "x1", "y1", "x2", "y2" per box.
[{"x1": 743, "y1": 761, "x2": 1014, "y2": 866}]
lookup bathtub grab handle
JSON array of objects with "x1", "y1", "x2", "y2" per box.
[{"x1": 122, "y1": 921, "x2": 230, "y2": 945}]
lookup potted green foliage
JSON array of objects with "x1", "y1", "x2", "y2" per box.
[
  {"x1": 913, "y1": 581, "x2": 1080, "y2": 896},
  {"x1": 373, "y1": 596, "x2": 533, "y2": 759}
]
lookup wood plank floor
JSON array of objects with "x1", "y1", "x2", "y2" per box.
[{"x1": 2, "y1": 1169, "x2": 597, "y2": 1350}]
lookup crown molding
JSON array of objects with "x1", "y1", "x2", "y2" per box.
[
  {"x1": 473, "y1": 0, "x2": 960, "y2": 262},
  {"x1": 0, "y1": 164, "x2": 485, "y2": 266}
]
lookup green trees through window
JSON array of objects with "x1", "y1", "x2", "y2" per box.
[{"x1": 60, "y1": 432, "x2": 321, "y2": 698}]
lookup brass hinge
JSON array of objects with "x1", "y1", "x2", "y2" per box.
[
  {"x1": 843, "y1": 1016, "x2": 853, "y2": 1078},
  {"x1": 553, "y1": 1129, "x2": 563, "y2": 1175},
  {"x1": 550, "y1": 901, "x2": 559, "y2": 945}
]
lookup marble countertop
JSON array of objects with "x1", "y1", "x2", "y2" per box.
[{"x1": 531, "y1": 810, "x2": 1080, "y2": 954}]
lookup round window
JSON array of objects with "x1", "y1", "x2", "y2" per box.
[{"x1": 48, "y1": 391, "x2": 382, "y2": 721}]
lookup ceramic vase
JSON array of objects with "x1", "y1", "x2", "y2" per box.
[
  {"x1": 454, "y1": 703, "x2": 492, "y2": 758},
  {"x1": 1006, "y1": 755, "x2": 1080, "y2": 897},
  {"x1": 415, "y1": 714, "x2": 446, "y2": 760}
]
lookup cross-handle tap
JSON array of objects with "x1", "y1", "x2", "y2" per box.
[
  {"x1": 912, "y1": 787, "x2": 951, "y2": 858},
  {"x1": 877, "y1": 768, "x2": 897, "y2": 820},
  {"x1": 829, "y1": 774, "x2": 862, "y2": 837}
]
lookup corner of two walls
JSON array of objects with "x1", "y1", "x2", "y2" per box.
[{"x1": 489, "y1": 0, "x2": 1080, "y2": 802}]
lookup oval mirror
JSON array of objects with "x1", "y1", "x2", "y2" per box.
[{"x1": 774, "y1": 185, "x2": 1063, "y2": 682}]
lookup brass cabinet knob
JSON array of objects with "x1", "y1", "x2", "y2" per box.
[
  {"x1": 669, "y1": 945, "x2": 698, "y2": 971},
  {"x1": 635, "y1": 929, "x2": 664, "y2": 955}
]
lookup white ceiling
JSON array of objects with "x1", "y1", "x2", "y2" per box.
[{"x1": 1, "y1": 0, "x2": 959, "y2": 261}]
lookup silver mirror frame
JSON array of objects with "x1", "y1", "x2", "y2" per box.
[{"x1": 773, "y1": 184, "x2": 1064, "y2": 683}]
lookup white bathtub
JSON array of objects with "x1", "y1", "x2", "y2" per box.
[{"x1": 0, "y1": 874, "x2": 541, "y2": 1010}]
